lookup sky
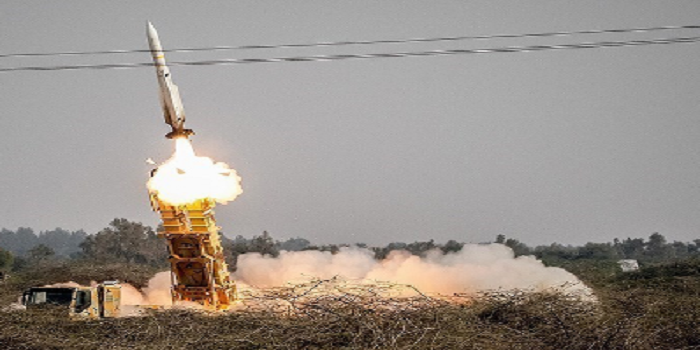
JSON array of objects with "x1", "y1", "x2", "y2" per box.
[{"x1": 1, "y1": 1, "x2": 699, "y2": 246}]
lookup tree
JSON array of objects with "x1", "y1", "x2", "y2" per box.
[
  {"x1": 671, "y1": 241, "x2": 690, "y2": 258},
  {"x1": 689, "y1": 240, "x2": 700, "y2": 254},
  {"x1": 534, "y1": 243, "x2": 577, "y2": 262},
  {"x1": 0, "y1": 248, "x2": 13, "y2": 272},
  {"x1": 441, "y1": 240, "x2": 464, "y2": 253},
  {"x1": 80, "y1": 218, "x2": 167, "y2": 265},
  {"x1": 0, "y1": 227, "x2": 38, "y2": 255},
  {"x1": 577, "y1": 242, "x2": 619, "y2": 260},
  {"x1": 0, "y1": 227, "x2": 87, "y2": 257},
  {"x1": 373, "y1": 242, "x2": 407, "y2": 259},
  {"x1": 278, "y1": 237, "x2": 311, "y2": 251},
  {"x1": 645, "y1": 232, "x2": 674, "y2": 261},
  {"x1": 28, "y1": 244, "x2": 55, "y2": 261},
  {"x1": 222, "y1": 231, "x2": 281, "y2": 270},
  {"x1": 249, "y1": 231, "x2": 279, "y2": 257},
  {"x1": 37, "y1": 228, "x2": 87, "y2": 256},
  {"x1": 405, "y1": 240, "x2": 436, "y2": 256},
  {"x1": 504, "y1": 238, "x2": 531, "y2": 256},
  {"x1": 617, "y1": 237, "x2": 646, "y2": 259}
]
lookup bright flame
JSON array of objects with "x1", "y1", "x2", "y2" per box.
[{"x1": 147, "y1": 138, "x2": 243, "y2": 206}]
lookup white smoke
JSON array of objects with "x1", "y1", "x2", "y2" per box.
[
  {"x1": 234, "y1": 244, "x2": 591, "y2": 297},
  {"x1": 121, "y1": 271, "x2": 173, "y2": 306},
  {"x1": 7, "y1": 245, "x2": 592, "y2": 316}
]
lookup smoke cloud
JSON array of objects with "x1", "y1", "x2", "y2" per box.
[
  {"x1": 234, "y1": 244, "x2": 591, "y2": 297},
  {"x1": 121, "y1": 271, "x2": 173, "y2": 306},
  {"x1": 8, "y1": 245, "x2": 591, "y2": 315}
]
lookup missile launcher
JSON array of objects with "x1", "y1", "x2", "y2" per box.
[{"x1": 147, "y1": 22, "x2": 237, "y2": 310}]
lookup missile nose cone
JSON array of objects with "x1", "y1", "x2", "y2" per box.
[{"x1": 147, "y1": 21, "x2": 158, "y2": 39}]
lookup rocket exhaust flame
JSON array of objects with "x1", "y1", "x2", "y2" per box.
[{"x1": 147, "y1": 138, "x2": 243, "y2": 206}]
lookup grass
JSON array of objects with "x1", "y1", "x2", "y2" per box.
[{"x1": 1, "y1": 260, "x2": 700, "y2": 349}]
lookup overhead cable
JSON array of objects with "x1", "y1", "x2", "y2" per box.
[
  {"x1": 1, "y1": 35, "x2": 699, "y2": 73},
  {"x1": 1, "y1": 24, "x2": 700, "y2": 59}
]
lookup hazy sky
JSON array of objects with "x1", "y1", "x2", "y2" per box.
[{"x1": 1, "y1": 1, "x2": 699, "y2": 246}]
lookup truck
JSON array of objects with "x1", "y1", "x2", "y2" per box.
[{"x1": 22, "y1": 281, "x2": 122, "y2": 318}]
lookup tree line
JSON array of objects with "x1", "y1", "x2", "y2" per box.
[
  {"x1": 1, "y1": 218, "x2": 699, "y2": 273},
  {"x1": 0, "y1": 228, "x2": 86, "y2": 257}
]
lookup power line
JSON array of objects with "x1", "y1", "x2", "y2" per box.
[
  {"x1": 1, "y1": 35, "x2": 698, "y2": 73},
  {"x1": 2, "y1": 24, "x2": 700, "y2": 59}
]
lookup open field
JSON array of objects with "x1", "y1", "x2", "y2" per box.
[{"x1": 1, "y1": 260, "x2": 700, "y2": 350}]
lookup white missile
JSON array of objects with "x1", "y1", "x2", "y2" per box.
[{"x1": 147, "y1": 22, "x2": 193, "y2": 139}]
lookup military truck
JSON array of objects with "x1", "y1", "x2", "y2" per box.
[{"x1": 22, "y1": 281, "x2": 122, "y2": 318}]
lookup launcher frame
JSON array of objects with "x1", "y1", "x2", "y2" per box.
[{"x1": 149, "y1": 194, "x2": 236, "y2": 310}]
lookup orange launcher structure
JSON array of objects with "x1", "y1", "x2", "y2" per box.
[{"x1": 149, "y1": 195, "x2": 237, "y2": 310}]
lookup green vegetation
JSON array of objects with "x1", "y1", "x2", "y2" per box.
[
  {"x1": 3, "y1": 219, "x2": 699, "y2": 272},
  {"x1": 0, "y1": 248, "x2": 12, "y2": 273},
  {"x1": 0, "y1": 227, "x2": 86, "y2": 257},
  {"x1": 79, "y1": 219, "x2": 168, "y2": 267}
]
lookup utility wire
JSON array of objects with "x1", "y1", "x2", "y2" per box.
[
  {"x1": 2, "y1": 24, "x2": 700, "y2": 59},
  {"x1": 1, "y1": 35, "x2": 699, "y2": 73}
]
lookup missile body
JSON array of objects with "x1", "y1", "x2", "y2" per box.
[{"x1": 147, "y1": 22, "x2": 194, "y2": 139}]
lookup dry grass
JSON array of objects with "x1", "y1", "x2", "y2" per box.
[{"x1": 2, "y1": 267, "x2": 700, "y2": 349}]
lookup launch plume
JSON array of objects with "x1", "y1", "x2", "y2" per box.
[
  {"x1": 234, "y1": 244, "x2": 592, "y2": 297},
  {"x1": 121, "y1": 272, "x2": 173, "y2": 306},
  {"x1": 147, "y1": 138, "x2": 243, "y2": 206}
]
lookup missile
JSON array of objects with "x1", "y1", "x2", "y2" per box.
[{"x1": 147, "y1": 22, "x2": 194, "y2": 139}]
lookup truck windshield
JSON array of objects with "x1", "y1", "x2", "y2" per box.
[
  {"x1": 74, "y1": 291, "x2": 91, "y2": 312},
  {"x1": 25, "y1": 288, "x2": 75, "y2": 306}
]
